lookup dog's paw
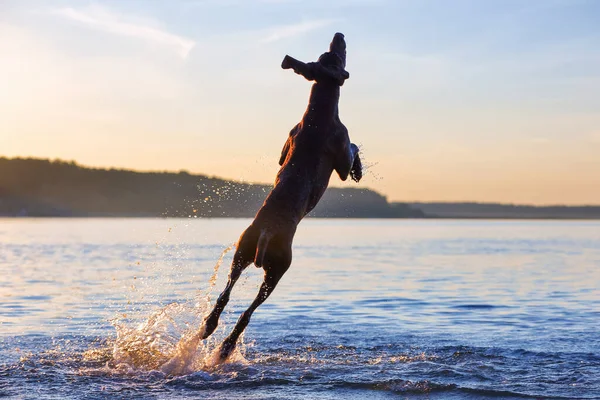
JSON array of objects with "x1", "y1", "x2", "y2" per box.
[
  {"x1": 350, "y1": 168, "x2": 362, "y2": 183},
  {"x1": 216, "y1": 340, "x2": 236, "y2": 363},
  {"x1": 350, "y1": 147, "x2": 363, "y2": 183}
]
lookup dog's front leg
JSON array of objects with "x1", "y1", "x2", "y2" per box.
[
  {"x1": 349, "y1": 144, "x2": 362, "y2": 182},
  {"x1": 335, "y1": 141, "x2": 362, "y2": 183}
]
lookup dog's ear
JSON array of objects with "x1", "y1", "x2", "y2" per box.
[{"x1": 319, "y1": 65, "x2": 350, "y2": 86}]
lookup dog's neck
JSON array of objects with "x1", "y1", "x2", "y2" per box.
[{"x1": 303, "y1": 81, "x2": 340, "y2": 123}]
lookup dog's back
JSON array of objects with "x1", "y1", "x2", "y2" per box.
[{"x1": 249, "y1": 76, "x2": 346, "y2": 266}]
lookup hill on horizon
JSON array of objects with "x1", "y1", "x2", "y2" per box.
[
  {"x1": 410, "y1": 202, "x2": 600, "y2": 219},
  {"x1": 2, "y1": 157, "x2": 599, "y2": 219},
  {"x1": 0, "y1": 157, "x2": 424, "y2": 218}
]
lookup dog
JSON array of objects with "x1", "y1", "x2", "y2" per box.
[{"x1": 201, "y1": 32, "x2": 363, "y2": 362}]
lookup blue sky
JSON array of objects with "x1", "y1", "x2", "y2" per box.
[{"x1": 1, "y1": 0, "x2": 599, "y2": 204}]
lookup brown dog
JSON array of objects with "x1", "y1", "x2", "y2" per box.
[{"x1": 201, "y1": 32, "x2": 362, "y2": 361}]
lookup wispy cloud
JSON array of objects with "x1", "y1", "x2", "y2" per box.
[
  {"x1": 261, "y1": 19, "x2": 337, "y2": 43},
  {"x1": 51, "y1": 5, "x2": 195, "y2": 59},
  {"x1": 529, "y1": 137, "x2": 551, "y2": 144}
]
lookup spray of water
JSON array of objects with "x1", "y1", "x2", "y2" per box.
[{"x1": 110, "y1": 244, "x2": 244, "y2": 375}]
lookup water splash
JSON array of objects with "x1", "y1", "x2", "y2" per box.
[
  {"x1": 204, "y1": 244, "x2": 235, "y2": 306},
  {"x1": 110, "y1": 245, "x2": 244, "y2": 375}
]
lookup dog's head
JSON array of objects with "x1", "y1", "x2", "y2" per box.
[
  {"x1": 282, "y1": 32, "x2": 350, "y2": 86},
  {"x1": 319, "y1": 33, "x2": 347, "y2": 72}
]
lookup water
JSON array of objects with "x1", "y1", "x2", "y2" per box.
[{"x1": 1, "y1": 218, "x2": 599, "y2": 399}]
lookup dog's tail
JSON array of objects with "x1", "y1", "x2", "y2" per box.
[{"x1": 254, "y1": 230, "x2": 273, "y2": 268}]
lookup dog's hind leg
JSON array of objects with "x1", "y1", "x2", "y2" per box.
[
  {"x1": 160, "y1": 245, "x2": 253, "y2": 375},
  {"x1": 200, "y1": 229, "x2": 257, "y2": 340},
  {"x1": 216, "y1": 268, "x2": 286, "y2": 361},
  {"x1": 200, "y1": 255, "x2": 250, "y2": 339},
  {"x1": 216, "y1": 244, "x2": 292, "y2": 361}
]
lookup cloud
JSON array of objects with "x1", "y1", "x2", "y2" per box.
[
  {"x1": 51, "y1": 5, "x2": 195, "y2": 59},
  {"x1": 529, "y1": 137, "x2": 551, "y2": 144},
  {"x1": 261, "y1": 19, "x2": 337, "y2": 43}
]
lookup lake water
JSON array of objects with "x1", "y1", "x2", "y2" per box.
[{"x1": 0, "y1": 218, "x2": 599, "y2": 399}]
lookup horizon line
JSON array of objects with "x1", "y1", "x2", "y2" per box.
[{"x1": 2, "y1": 155, "x2": 599, "y2": 208}]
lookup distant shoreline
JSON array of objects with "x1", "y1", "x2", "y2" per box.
[
  {"x1": 409, "y1": 202, "x2": 600, "y2": 220},
  {"x1": 1, "y1": 157, "x2": 599, "y2": 219}
]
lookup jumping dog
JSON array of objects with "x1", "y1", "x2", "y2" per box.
[{"x1": 201, "y1": 32, "x2": 362, "y2": 361}]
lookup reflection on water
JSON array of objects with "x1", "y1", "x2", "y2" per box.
[{"x1": 1, "y1": 218, "x2": 599, "y2": 399}]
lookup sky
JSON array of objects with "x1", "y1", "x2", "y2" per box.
[{"x1": 1, "y1": 0, "x2": 599, "y2": 205}]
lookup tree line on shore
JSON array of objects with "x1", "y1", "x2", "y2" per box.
[
  {"x1": 0, "y1": 157, "x2": 424, "y2": 218},
  {"x1": 2, "y1": 157, "x2": 598, "y2": 219}
]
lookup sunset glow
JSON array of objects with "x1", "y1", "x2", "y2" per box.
[{"x1": 1, "y1": 1, "x2": 599, "y2": 204}]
